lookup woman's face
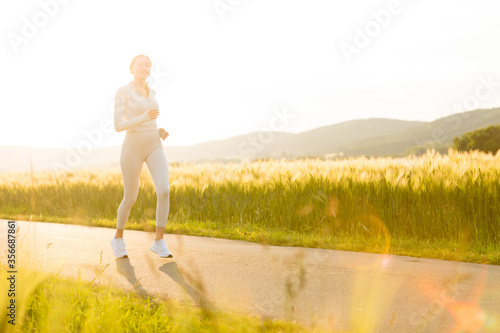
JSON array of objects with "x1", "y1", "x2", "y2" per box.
[{"x1": 131, "y1": 56, "x2": 151, "y2": 79}]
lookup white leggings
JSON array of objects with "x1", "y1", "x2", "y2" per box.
[{"x1": 117, "y1": 129, "x2": 170, "y2": 229}]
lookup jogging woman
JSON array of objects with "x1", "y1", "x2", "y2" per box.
[{"x1": 110, "y1": 54, "x2": 173, "y2": 259}]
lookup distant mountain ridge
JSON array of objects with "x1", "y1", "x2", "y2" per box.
[
  {"x1": 337, "y1": 108, "x2": 500, "y2": 157},
  {"x1": 1, "y1": 108, "x2": 500, "y2": 172}
]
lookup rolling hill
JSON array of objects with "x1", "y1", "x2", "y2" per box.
[
  {"x1": 336, "y1": 108, "x2": 500, "y2": 157},
  {"x1": 1, "y1": 108, "x2": 499, "y2": 172}
]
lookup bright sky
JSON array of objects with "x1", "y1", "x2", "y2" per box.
[{"x1": 2, "y1": 0, "x2": 500, "y2": 148}]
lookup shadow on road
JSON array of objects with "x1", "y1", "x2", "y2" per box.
[
  {"x1": 160, "y1": 261, "x2": 216, "y2": 314},
  {"x1": 115, "y1": 258, "x2": 150, "y2": 298}
]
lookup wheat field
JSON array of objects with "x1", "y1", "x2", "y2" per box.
[{"x1": 1, "y1": 149, "x2": 499, "y2": 262}]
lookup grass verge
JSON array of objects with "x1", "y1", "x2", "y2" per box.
[
  {"x1": 0, "y1": 263, "x2": 332, "y2": 333},
  {"x1": 3, "y1": 213, "x2": 499, "y2": 265}
]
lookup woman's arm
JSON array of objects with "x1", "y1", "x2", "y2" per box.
[
  {"x1": 159, "y1": 128, "x2": 169, "y2": 140},
  {"x1": 114, "y1": 87, "x2": 152, "y2": 132}
]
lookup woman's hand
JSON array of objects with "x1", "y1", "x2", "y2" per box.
[
  {"x1": 159, "y1": 128, "x2": 169, "y2": 140},
  {"x1": 148, "y1": 109, "x2": 160, "y2": 120}
]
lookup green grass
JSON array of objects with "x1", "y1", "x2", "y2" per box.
[
  {"x1": 1, "y1": 149, "x2": 500, "y2": 264},
  {"x1": 1, "y1": 150, "x2": 500, "y2": 332},
  {"x1": 0, "y1": 264, "x2": 329, "y2": 333}
]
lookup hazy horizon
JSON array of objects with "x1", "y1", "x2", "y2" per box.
[{"x1": 0, "y1": 114, "x2": 436, "y2": 149}]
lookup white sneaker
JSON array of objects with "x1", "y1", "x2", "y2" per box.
[
  {"x1": 150, "y1": 239, "x2": 173, "y2": 258},
  {"x1": 110, "y1": 237, "x2": 128, "y2": 258}
]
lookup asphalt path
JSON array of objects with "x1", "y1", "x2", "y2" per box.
[{"x1": 1, "y1": 219, "x2": 499, "y2": 332}]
